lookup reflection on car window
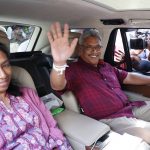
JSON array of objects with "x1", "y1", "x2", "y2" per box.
[{"x1": 4, "y1": 25, "x2": 35, "y2": 53}]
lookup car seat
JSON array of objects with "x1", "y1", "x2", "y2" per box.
[
  {"x1": 12, "y1": 66, "x2": 36, "y2": 90},
  {"x1": 11, "y1": 65, "x2": 110, "y2": 150}
]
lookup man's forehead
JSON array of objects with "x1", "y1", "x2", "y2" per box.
[{"x1": 83, "y1": 36, "x2": 101, "y2": 44}]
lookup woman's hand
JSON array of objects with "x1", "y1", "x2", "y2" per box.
[{"x1": 47, "y1": 22, "x2": 78, "y2": 65}]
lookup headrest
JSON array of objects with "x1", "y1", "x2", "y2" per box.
[
  {"x1": 12, "y1": 66, "x2": 36, "y2": 91},
  {"x1": 69, "y1": 32, "x2": 81, "y2": 58}
]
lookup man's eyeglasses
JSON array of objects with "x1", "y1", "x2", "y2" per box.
[{"x1": 82, "y1": 45, "x2": 103, "y2": 52}]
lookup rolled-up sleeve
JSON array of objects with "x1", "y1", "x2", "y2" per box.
[{"x1": 114, "y1": 68, "x2": 128, "y2": 84}]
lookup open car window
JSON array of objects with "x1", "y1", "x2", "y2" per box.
[
  {"x1": 105, "y1": 28, "x2": 150, "y2": 76},
  {"x1": 1, "y1": 24, "x2": 40, "y2": 53}
]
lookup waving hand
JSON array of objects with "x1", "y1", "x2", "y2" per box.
[{"x1": 47, "y1": 22, "x2": 78, "y2": 65}]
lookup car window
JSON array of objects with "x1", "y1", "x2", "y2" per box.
[
  {"x1": 1, "y1": 25, "x2": 40, "y2": 53},
  {"x1": 114, "y1": 29, "x2": 126, "y2": 69},
  {"x1": 108, "y1": 28, "x2": 150, "y2": 75}
]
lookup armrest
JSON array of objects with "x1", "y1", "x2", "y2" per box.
[
  {"x1": 124, "y1": 90, "x2": 150, "y2": 102},
  {"x1": 54, "y1": 109, "x2": 110, "y2": 146}
]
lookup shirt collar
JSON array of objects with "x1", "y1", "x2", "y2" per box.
[
  {"x1": 78, "y1": 57, "x2": 105, "y2": 71},
  {"x1": 98, "y1": 59, "x2": 104, "y2": 65}
]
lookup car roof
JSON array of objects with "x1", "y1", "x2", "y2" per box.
[
  {"x1": 1, "y1": 0, "x2": 150, "y2": 24},
  {"x1": 1, "y1": 0, "x2": 150, "y2": 53}
]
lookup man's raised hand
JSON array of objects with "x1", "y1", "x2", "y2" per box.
[{"x1": 47, "y1": 22, "x2": 78, "y2": 65}]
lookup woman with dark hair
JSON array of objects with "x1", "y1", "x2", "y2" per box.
[{"x1": 0, "y1": 43, "x2": 72, "y2": 150}]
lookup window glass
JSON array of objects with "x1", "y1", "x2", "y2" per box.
[
  {"x1": 114, "y1": 29, "x2": 126, "y2": 70},
  {"x1": 1, "y1": 25, "x2": 36, "y2": 53}
]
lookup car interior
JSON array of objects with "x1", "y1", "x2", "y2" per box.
[{"x1": 0, "y1": 0, "x2": 150, "y2": 149}]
